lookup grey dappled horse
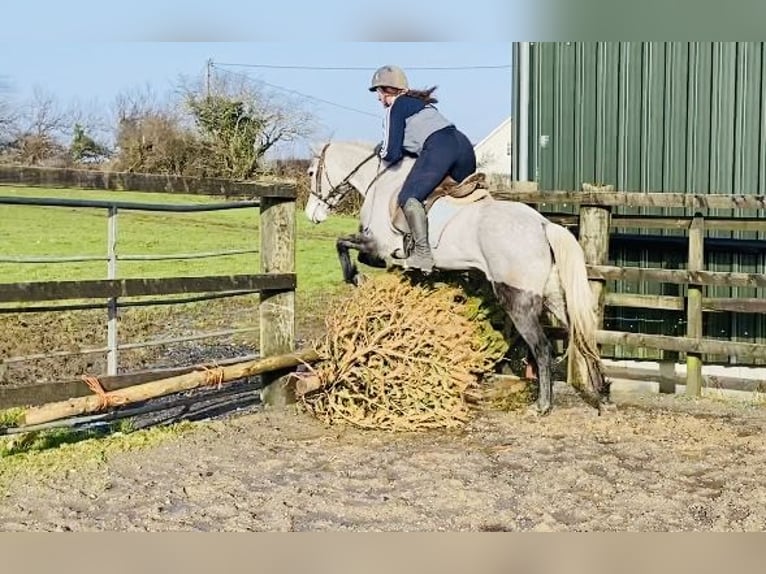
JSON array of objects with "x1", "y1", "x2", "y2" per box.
[{"x1": 305, "y1": 140, "x2": 610, "y2": 414}]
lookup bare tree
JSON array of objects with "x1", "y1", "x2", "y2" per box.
[
  {"x1": 247, "y1": 85, "x2": 315, "y2": 159},
  {"x1": 106, "y1": 72, "x2": 315, "y2": 178},
  {"x1": 180, "y1": 70, "x2": 315, "y2": 179},
  {"x1": 111, "y1": 83, "x2": 168, "y2": 128},
  {"x1": 0, "y1": 77, "x2": 19, "y2": 152},
  {"x1": 109, "y1": 83, "x2": 201, "y2": 174},
  {"x1": 70, "y1": 96, "x2": 111, "y2": 140},
  {"x1": 24, "y1": 87, "x2": 69, "y2": 137},
  {"x1": 1, "y1": 87, "x2": 72, "y2": 165}
]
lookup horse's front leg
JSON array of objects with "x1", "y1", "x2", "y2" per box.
[
  {"x1": 336, "y1": 233, "x2": 385, "y2": 286},
  {"x1": 336, "y1": 235, "x2": 363, "y2": 285}
]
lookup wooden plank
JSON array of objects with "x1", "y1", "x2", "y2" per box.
[
  {"x1": 0, "y1": 165, "x2": 296, "y2": 199},
  {"x1": 0, "y1": 274, "x2": 295, "y2": 303},
  {"x1": 610, "y1": 216, "x2": 695, "y2": 230},
  {"x1": 543, "y1": 214, "x2": 578, "y2": 227},
  {"x1": 686, "y1": 215, "x2": 704, "y2": 397},
  {"x1": 596, "y1": 330, "x2": 766, "y2": 361},
  {"x1": 605, "y1": 293, "x2": 685, "y2": 311},
  {"x1": 543, "y1": 213, "x2": 766, "y2": 233},
  {"x1": 259, "y1": 197, "x2": 297, "y2": 406},
  {"x1": 588, "y1": 265, "x2": 766, "y2": 288},
  {"x1": 611, "y1": 216, "x2": 766, "y2": 233},
  {"x1": 493, "y1": 188, "x2": 766, "y2": 210},
  {"x1": 704, "y1": 298, "x2": 766, "y2": 314},
  {"x1": 603, "y1": 364, "x2": 766, "y2": 394},
  {"x1": 604, "y1": 293, "x2": 766, "y2": 314},
  {"x1": 0, "y1": 355, "x2": 260, "y2": 409}
]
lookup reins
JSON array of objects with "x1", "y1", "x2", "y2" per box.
[{"x1": 312, "y1": 144, "x2": 384, "y2": 208}]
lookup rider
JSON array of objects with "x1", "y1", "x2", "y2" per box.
[{"x1": 369, "y1": 64, "x2": 477, "y2": 274}]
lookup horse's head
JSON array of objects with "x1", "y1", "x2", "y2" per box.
[{"x1": 305, "y1": 140, "x2": 379, "y2": 224}]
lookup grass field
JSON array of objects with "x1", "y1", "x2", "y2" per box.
[
  {"x1": 0, "y1": 186, "x2": 376, "y2": 383},
  {"x1": 0, "y1": 186, "x2": 361, "y2": 294}
]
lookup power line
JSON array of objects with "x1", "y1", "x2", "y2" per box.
[
  {"x1": 213, "y1": 62, "x2": 511, "y2": 71},
  {"x1": 211, "y1": 64, "x2": 379, "y2": 118}
]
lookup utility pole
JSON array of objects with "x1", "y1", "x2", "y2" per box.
[{"x1": 205, "y1": 58, "x2": 213, "y2": 98}]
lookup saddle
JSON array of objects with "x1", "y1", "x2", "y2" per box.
[{"x1": 390, "y1": 171, "x2": 491, "y2": 234}]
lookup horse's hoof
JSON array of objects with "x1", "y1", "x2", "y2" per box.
[
  {"x1": 522, "y1": 405, "x2": 541, "y2": 419},
  {"x1": 352, "y1": 274, "x2": 368, "y2": 286},
  {"x1": 524, "y1": 403, "x2": 551, "y2": 418},
  {"x1": 598, "y1": 400, "x2": 618, "y2": 415}
]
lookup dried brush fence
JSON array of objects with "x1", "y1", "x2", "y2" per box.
[
  {"x1": 298, "y1": 273, "x2": 513, "y2": 432},
  {"x1": 0, "y1": 166, "x2": 299, "y2": 423},
  {"x1": 494, "y1": 182, "x2": 766, "y2": 397}
]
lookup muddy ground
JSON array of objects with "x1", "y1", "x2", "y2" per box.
[{"x1": 2, "y1": 382, "x2": 765, "y2": 532}]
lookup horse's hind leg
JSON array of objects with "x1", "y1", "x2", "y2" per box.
[{"x1": 494, "y1": 282, "x2": 554, "y2": 415}]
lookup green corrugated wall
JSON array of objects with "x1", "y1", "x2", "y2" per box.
[
  {"x1": 514, "y1": 42, "x2": 766, "y2": 361},
  {"x1": 523, "y1": 42, "x2": 766, "y2": 195}
]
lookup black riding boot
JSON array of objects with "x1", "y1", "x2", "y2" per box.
[{"x1": 402, "y1": 197, "x2": 434, "y2": 273}]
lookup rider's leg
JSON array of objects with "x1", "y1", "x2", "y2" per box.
[
  {"x1": 449, "y1": 129, "x2": 478, "y2": 183},
  {"x1": 401, "y1": 196, "x2": 434, "y2": 272},
  {"x1": 397, "y1": 130, "x2": 458, "y2": 273}
]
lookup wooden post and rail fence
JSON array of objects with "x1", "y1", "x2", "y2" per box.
[
  {"x1": 0, "y1": 166, "x2": 299, "y2": 415},
  {"x1": 3, "y1": 165, "x2": 766, "y2": 424},
  {"x1": 494, "y1": 183, "x2": 766, "y2": 396}
]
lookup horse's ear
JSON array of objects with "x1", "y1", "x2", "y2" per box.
[
  {"x1": 307, "y1": 141, "x2": 324, "y2": 157},
  {"x1": 308, "y1": 139, "x2": 334, "y2": 157}
]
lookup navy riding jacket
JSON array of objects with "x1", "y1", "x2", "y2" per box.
[{"x1": 378, "y1": 94, "x2": 453, "y2": 164}]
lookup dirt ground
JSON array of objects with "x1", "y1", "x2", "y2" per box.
[{"x1": 2, "y1": 383, "x2": 765, "y2": 532}]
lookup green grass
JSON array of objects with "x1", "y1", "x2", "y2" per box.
[
  {"x1": 0, "y1": 420, "x2": 197, "y2": 492},
  {"x1": 0, "y1": 186, "x2": 381, "y2": 383},
  {"x1": 0, "y1": 186, "x2": 361, "y2": 295}
]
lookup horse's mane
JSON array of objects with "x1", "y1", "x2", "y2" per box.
[
  {"x1": 309, "y1": 139, "x2": 376, "y2": 158},
  {"x1": 339, "y1": 140, "x2": 376, "y2": 151}
]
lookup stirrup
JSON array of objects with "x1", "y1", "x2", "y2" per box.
[{"x1": 405, "y1": 250, "x2": 434, "y2": 273}]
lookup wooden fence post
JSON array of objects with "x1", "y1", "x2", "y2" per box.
[
  {"x1": 259, "y1": 195, "x2": 296, "y2": 406},
  {"x1": 578, "y1": 184, "x2": 612, "y2": 326},
  {"x1": 570, "y1": 183, "x2": 612, "y2": 388},
  {"x1": 686, "y1": 213, "x2": 704, "y2": 396}
]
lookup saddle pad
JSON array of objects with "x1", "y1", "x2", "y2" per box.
[{"x1": 427, "y1": 197, "x2": 463, "y2": 249}]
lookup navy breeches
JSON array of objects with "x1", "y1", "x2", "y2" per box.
[{"x1": 397, "y1": 126, "x2": 477, "y2": 207}]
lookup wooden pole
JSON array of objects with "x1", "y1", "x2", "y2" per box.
[
  {"x1": 259, "y1": 195, "x2": 296, "y2": 406},
  {"x1": 19, "y1": 349, "x2": 320, "y2": 427},
  {"x1": 686, "y1": 213, "x2": 705, "y2": 396},
  {"x1": 570, "y1": 183, "x2": 611, "y2": 387},
  {"x1": 578, "y1": 184, "x2": 612, "y2": 326}
]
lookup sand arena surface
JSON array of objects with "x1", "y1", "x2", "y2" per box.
[{"x1": 2, "y1": 383, "x2": 765, "y2": 532}]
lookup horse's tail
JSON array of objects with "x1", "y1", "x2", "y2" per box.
[{"x1": 543, "y1": 222, "x2": 609, "y2": 406}]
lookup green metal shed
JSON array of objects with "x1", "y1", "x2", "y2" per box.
[{"x1": 511, "y1": 42, "x2": 766, "y2": 360}]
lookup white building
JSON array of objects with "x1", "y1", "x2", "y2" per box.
[{"x1": 474, "y1": 116, "x2": 512, "y2": 179}]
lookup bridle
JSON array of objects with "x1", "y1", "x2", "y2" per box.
[{"x1": 310, "y1": 143, "x2": 382, "y2": 210}]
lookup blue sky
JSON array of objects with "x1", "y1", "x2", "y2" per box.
[
  {"x1": 1, "y1": 2, "x2": 528, "y2": 42},
  {"x1": 1, "y1": 43, "x2": 513, "y2": 159}
]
